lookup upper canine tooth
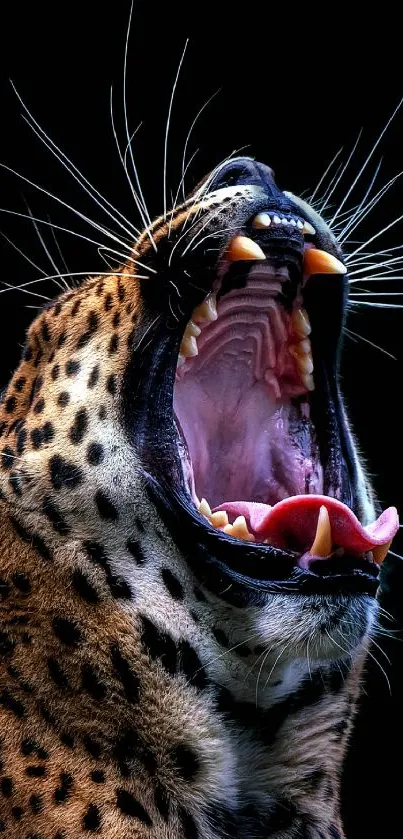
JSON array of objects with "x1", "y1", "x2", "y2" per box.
[
  {"x1": 310, "y1": 506, "x2": 332, "y2": 557},
  {"x1": 303, "y1": 248, "x2": 347, "y2": 276},
  {"x1": 193, "y1": 292, "x2": 218, "y2": 324},
  {"x1": 302, "y1": 221, "x2": 316, "y2": 235},
  {"x1": 372, "y1": 540, "x2": 392, "y2": 566},
  {"x1": 291, "y1": 307, "x2": 311, "y2": 338},
  {"x1": 253, "y1": 212, "x2": 271, "y2": 228},
  {"x1": 226, "y1": 235, "x2": 266, "y2": 262}
]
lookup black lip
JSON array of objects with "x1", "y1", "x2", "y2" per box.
[
  {"x1": 144, "y1": 475, "x2": 379, "y2": 603},
  {"x1": 124, "y1": 157, "x2": 376, "y2": 600}
]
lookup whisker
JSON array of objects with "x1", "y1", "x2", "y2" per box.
[
  {"x1": 329, "y1": 96, "x2": 403, "y2": 227},
  {"x1": 180, "y1": 88, "x2": 221, "y2": 202},
  {"x1": 344, "y1": 327, "x2": 397, "y2": 360},
  {"x1": 163, "y1": 39, "x2": 189, "y2": 221},
  {"x1": 309, "y1": 145, "x2": 344, "y2": 203},
  {"x1": 319, "y1": 130, "x2": 363, "y2": 215},
  {"x1": 24, "y1": 201, "x2": 70, "y2": 291}
]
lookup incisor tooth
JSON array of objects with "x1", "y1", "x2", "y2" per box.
[
  {"x1": 303, "y1": 248, "x2": 347, "y2": 276},
  {"x1": 253, "y1": 212, "x2": 271, "y2": 228},
  {"x1": 193, "y1": 293, "x2": 217, "y2": 323},
  {"x1": 302, "y1": 221, "x2": 316, "y2": 236},
  {"x1": 291, "y1": 307, "x2": 311, "y2": 338},
  {"x1": 199, "y1": 498, "x2": 212, "y2": 517},
  {"x1": 372, "y1": 540, "x2": 392, "y2": 566},
  {"x1": 210, "y1": 510, "x2": 229, "y2": 528},
  {"x1": 310, "y1": 506, "x2": 332, "y2": 557},
  {"x1": 232, "y1": 516, "x2": 255, "y2": 542},
  {"x1": 226, "y1": 235, "x2": 266, "y2": 262}
]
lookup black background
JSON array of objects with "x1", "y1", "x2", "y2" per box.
[{"x1": 1, "y1": 3, "x2": 403, "y2": 835}]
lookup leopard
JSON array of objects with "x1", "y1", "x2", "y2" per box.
[{"x1": 0, "y1": 154, "x2": 399, "y2": 839}]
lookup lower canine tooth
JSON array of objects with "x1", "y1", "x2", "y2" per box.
[
  {"x1": 302, "y1": 221, "x2": 316, "y2": 235},
  {"x1": 310, "y1": 505, "x2": 332, "y2": 557},
  {"x1": 372, "y1": 540, "x2": 392, "y2": 566}
]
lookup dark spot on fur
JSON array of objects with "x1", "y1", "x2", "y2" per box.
[
  {"x1": 154, "y1": 783, "x2": 170, "y2": 820},
  {"x1": 69, "y1": 408, "x2": 89, "y2": 444},
  {"x1": 43, "y1": 497, "x2": 70, "y2": 535},
  {"x1": 50, "y1": 455, "x2": 83, "y2": 490},
  {"x1": 47, "y1": 657, "x2": 70, "y2": 690},
  {"x1": 161, "y1": 568, "x2": 184, "y2": 601},
  {"x1": 51, "y1": 364, "x2": 60, "y2": 380},
  {"x1": 0, "y1": 578, "x2": 10, "y2": 598},
  {"x1": 54, "y1": 772, "x2": 73, "y2": 804},
  {"x1": 112, "y1": 311, "x2": 120, "y2": 328},
  {"x1": 169, "y1": 744, "x2": 200, "y2": 782},
  {"x1": 82, "y1": 802, "x2": 101, "y2": 831},
  {"x1": 24, "y1": 345, "x2": 33, "y2": 361},
  {"x1": 57, "y1": 391, "x2": 70, "y2": 407},
  {"x1": 5, "y1": 396, "x2": 16, "y2": 413},
  {"x1": 77, "y1": 311, "x2": 99, "y2": 349},
  {"x1": 53, "y1": 616, "x2": 82, "y2": 647},
  {"x1": 11, "y1": 805, "x2": 23, "y2": 820},
  {"x1": 15, "y1": 376, "x2": 26, "y2": 392},
  {"x1": 71, "y1": 300, "x2": 81, "y2": 316},
  {"x1": 193, "y1": 587, "x2": 207, "y2": 602},
  {"x1": 140, "y1": 615, "x2": 177, "y2": 674},
  {"x1": 53, "y1": 302, "x2": 62, "y2": 316},
  {"x1": 126, "y1": 538, "x2": 146, "y2": 564},
  {"x1": 33, "y1": 397, "x2": 45, "y2": 414},
  {"x1": 60, "y1": 732, "x2": 74, "y2": 748},
  {"x1": 12, "y1": 572, "x2": 31, "y2": 593},
  {"x1": 108, "y1": 333, "x2": 119, "y2": 354},
  {"x1": 98, "y1": 405, "x2": 106, "y2": 420},
  {"x1": 106, "y1": 373, "x2": 117, "y2": 395},
  {"x1": 95, "y1": 490, "x2": 118, "y2": 520},
  {"x1": 16, "y1": 427, "x2": 27, "y2": 455},
  {"x1": 212, "y1": 627, "x2": 229, "y2": 646},
  {"x1": 81, "y1": 663, "x2": 107, "y2": 701},
  {"x1": 178, "y1": 640, "x2": 208, "y2": 689},
  {"x1": 57, "y1": 332, "x2": 67, "y2": 348},
  {"x1": 116, "y1": 789, "x2": 152, "y2": 824},
  {"x1": 29, "y1": 793, "x2": 43, "y2": 813},
  {"x1": 26, "y1": 765, "x2": 46, "y2": 777},
  {"x1": 66, "y1": 359, "x2": 80, "y2": 376},
  {"x1": 1, "y1": 447, "x2": 14, "y2": 470},
  {"x1": 87, "y1": 442, "x2": 104, "y2": 465},
  {"x1": 83, "y1": 736, "x2": 102, "y2": 759},
  {"x1": 88, "y1": 365, "x2": 99, "y2": 388},
  {"x1": 110, "y1": 644, "x2": 140, "y2": 703},
  {"x1": 0, "y1": 688, "x2": 25, "y2": 717},
  {"x1": 91, "y1": 769, "x2": 105, "y2": 784},
  {"x1": 72, "y1": 569, "x2": 100, "y2": 604},
  {"x1": 178, "y1": 808, "x2": 199, "y2": 839},
  {"x1": 0, "y1": 777, "x2": 13, "y2": 796},
  {"x1": 41, "y1": 321, "x2": 50, "y2": 341},
  {"x1": 104, "y1": 293, "x2": 113, "y2": 311},
  {"x1": 31, "y1": 428, "x2": 44, "y2": 449}
]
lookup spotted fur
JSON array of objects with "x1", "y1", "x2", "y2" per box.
[{"x1": 0, "y1": 163, "x2": 379, "y2": 838}]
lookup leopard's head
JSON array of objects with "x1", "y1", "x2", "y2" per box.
[{"x1": 0, "y1": 157, "x2": 398, "y2": 665}]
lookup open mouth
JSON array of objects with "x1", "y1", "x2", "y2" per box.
[
  {"x1": 132, "y1": 159, "x2": 399, "y2": 597},
  {"x1": 171, "y1": 211, "x2": 398, "y2": 588}
]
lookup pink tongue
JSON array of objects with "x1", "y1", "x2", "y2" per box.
[{"x1": 214, "y1": 495, "x2": 399, "y2": 556}]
